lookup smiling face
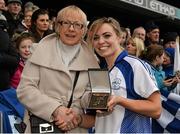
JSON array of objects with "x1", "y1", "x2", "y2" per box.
[
  {"x1": 58, "y1": 13, "x2": 85, "y2": 45},
  {"x1": 92, "y1": 23, "x2": 121, "y2": 59},
  {"x1": 87, "y1": 17, "x2": 123, "y2": 68},
  {"x1": 56, "y1": 6, "x2": 87, "y2": 46},
  {"x1": 18, "y1": 39, "x2": 33, "y2": 60}
]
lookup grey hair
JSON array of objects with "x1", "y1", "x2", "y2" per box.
[{"x1": 54, "y1": 5, "x2": 87, "y2": 35}]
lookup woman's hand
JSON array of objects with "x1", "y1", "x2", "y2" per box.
[
  {"x1": 53, "y1": 106, "x2": 75, "y2": 131},
  {"x1": 107, "y1": 95, "x2": 120, "y2": 112}
]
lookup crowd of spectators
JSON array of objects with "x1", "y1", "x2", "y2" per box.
[{"x1": 0, "y1": 0, "x2": 179, "y2": 133}]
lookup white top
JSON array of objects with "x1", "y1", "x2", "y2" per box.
[{"x1": 95, "y1": 51, "x2": 159, "y2": 133}]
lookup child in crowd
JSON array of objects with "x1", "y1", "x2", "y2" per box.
[
  {"x1": 163, "y1": 32, "x2": 178, "y2": 49},
  {"x1": 141, "y1": 45, "x2": 178, "y2": 91},
  {"x1": 163, "y1": 48, "x2": 175, "y2": 76},
  {"x1": 10, "y1": 32, "x2": 35, "y2": 89}
]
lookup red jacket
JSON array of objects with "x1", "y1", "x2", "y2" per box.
[{"x1": 10, "y1": 59, "x2": 25, "y2": 89}]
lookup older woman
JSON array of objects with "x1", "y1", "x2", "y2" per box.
[{"x1": 17, "y1": 5, "x2": 99, "y2": 133}]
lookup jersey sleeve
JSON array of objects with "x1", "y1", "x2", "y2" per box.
[{"x1": 133, "y1": 61, "x2": 159, "y2": 98}]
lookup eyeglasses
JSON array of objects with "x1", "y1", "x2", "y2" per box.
[{"x1": 58, "y1": 21, "x2": 84, "y2": 30}]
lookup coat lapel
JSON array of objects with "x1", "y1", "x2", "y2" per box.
[{"x1": 29, "y1": 33, "x2": 99, "y2": 73}]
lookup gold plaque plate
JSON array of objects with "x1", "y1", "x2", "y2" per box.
[{"x1": 88, "y1": 93, "x2": 109, "y2": 110}]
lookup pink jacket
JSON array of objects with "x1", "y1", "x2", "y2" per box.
[{"x1": 10, "y1": 59, "x2": 25, "y2": 89}]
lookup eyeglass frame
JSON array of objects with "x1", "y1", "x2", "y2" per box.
[{"x1": 58, "y1": 20, "x2": 84, "y2": 30}]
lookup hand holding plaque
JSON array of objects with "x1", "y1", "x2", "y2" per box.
[{"x1": 87, "y1": 69, "x2": 111, "y2": 111}]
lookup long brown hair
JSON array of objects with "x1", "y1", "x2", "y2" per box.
[{"x1": 140, "y1": 44, "x2": 164, "y2": 62}]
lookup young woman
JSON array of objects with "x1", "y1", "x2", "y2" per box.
[
  {"x1": 87, "y1": 17, "x2": 161, "y2": 133},
  {"x1": 29, "y1": 8, "x2": 53, "y2": 42},
  {"x1": 126, "y1": 37, "x2": 145, "y2": 57}
]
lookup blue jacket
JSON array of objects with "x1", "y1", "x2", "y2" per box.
[{"x1": 0, "y1": 88, "x2": 24, "y2": 133}]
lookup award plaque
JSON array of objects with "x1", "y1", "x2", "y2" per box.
[{"x1": 87, "y1": 68, "x2": 111, "y2": 110}]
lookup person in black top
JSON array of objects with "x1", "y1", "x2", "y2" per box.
[
  {"x1": 29, "y1": 9, "x2": 53, "y2": 42},
  {"x1": 0, "y1": 17, "x2": 19, "y2": 90},
  {"x1": 144, "y1": 21, "x2": 160, "y2": 47},
  {"x1": 2, "y1": 0, "x2": 23, "y2": 38}
]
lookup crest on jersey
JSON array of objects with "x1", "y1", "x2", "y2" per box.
[{"x1": 111, "y1": 78, "x2": 121, "y2": 90}]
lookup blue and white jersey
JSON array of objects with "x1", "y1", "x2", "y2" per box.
[{"x1": 95, "y1": 51, "x2": 159, "y2": 133}]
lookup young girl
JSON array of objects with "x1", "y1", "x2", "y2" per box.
[
  {"x1": 87, "y1": 17, "x2": 161, "y2": 133},
  {"x1": 10, "y1": 32, "x2": 35, "y2": 89},
  {"x1": 141, "y1": 45, "x2": 178, "y2": 91}
]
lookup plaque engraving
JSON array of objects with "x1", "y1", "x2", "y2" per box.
[{"x1": 87, "y1": 69, "x2": 111, "y2": 110}]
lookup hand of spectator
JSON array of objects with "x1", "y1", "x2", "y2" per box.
[
  {"x1": 163, "y1": 78, "x2": 174, "y2": 87},
  {"x1": 174, "y1": 75, "x2": 180, "y2": 83}
]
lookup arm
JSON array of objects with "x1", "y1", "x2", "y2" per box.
[
  {"x1": 108, "y1": 91, "x2": 161, "y2": 119},
  {"x1": 17, "y1": 61, "x2": 63, "y2": 121},
  {"x1": 53, "y1": 90, "x2": 95, "y2": 131},
  {"x1": 78, "y1": 114, "x2": 95, "y2": 128}
]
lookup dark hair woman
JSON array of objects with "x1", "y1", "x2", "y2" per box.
[{"x1": 29, "y1": 9, "x2": 53, "y2": 42}]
